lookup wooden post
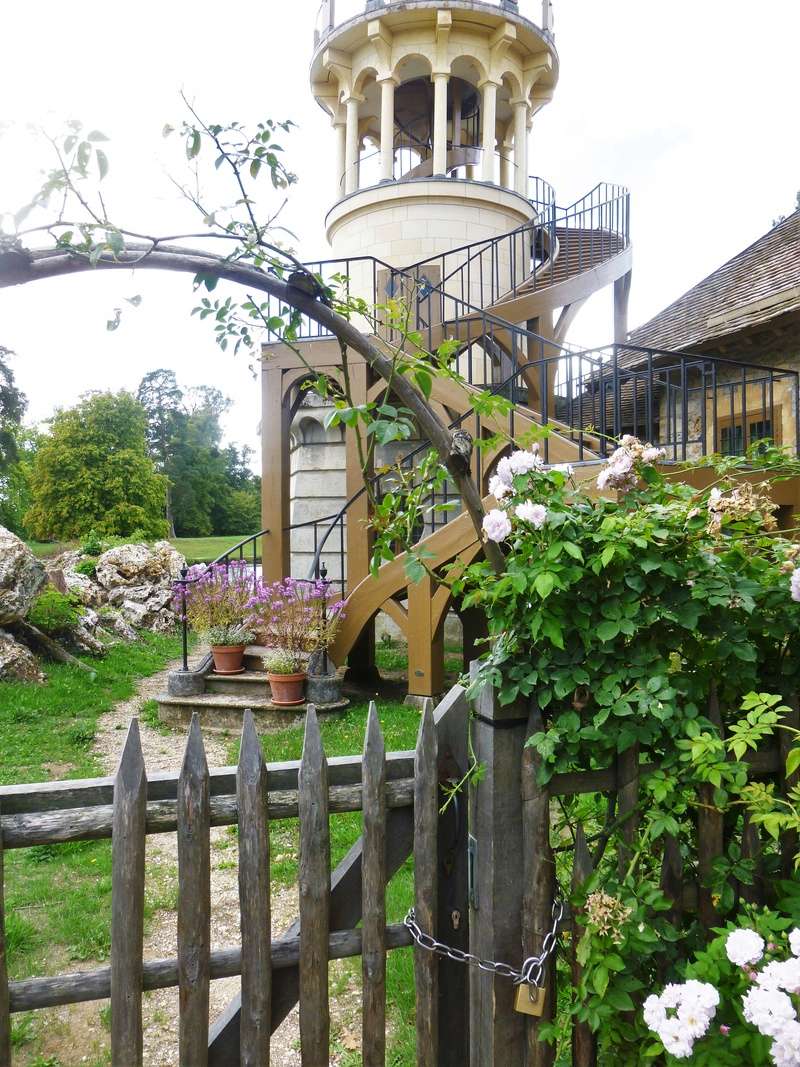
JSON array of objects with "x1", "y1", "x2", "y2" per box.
[
  {"x1": 469, "y1": 667, "x2": 528, "y2": 1066},
  {"x1": 177, "y1": 714, "x2": 211, "y2": 1067},
  {"x1": 779, "y1": 694, "x2": 800, "y2": 879},
  {"x1": 740, "y1": 814, "x2": 763, "y2": 906},
  {"x1": 571, "y1": 825, "x2": 597, "y2": 1067},
  {"x1": 344, "y1": 360, "x2": 378, "y2": 684},
  {"x1": 522, "y1": 704, "x2": 555, "y2": 1067},
  {"x1": 261, "y1": 364, "x2": 291, "y2": 583},
  {"x1": 0, "y1": 800, "x2": 10, "y2": 1067},
  {"x1": 362, "y1": 702, "x2": 387, "y2": 1067},
  {"x1": 660, "y1": 835, "x2": 683, "y2": 929},
  {"x1": 237, "y1": 711, "x2": 271, "y2": 1066},
  {"x1": 407, "y1": 574, "x2": 445, "y2": 698},
  {"x1": 414, "y1": 702, "x2": 439, "y2": 1065},
  {"x1": 298, "y1": 706, "x2": 331, "y2": 1063},
  {"x1": 110, "y1": 719, "x2": 147, "y2": 1067},
  {"x1": 434, "y1": 688, "x2": 470, "y2": 1066},
  {"x1": 616, "y1": 742, "x2": 640, "y2": 880},
  {"x1": 698, "y1": 686, "x2": 724, "y2": 928}
]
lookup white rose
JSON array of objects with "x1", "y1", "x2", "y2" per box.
[{"x1": 726, "y1": 928, "x2": 765, "y2": 967}]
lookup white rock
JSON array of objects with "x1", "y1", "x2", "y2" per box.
[
  {"x1": 0, "y1": 628, "x2": 45, "y2": 682},
  {"x1": 98, "y1": 609, "x2": 137, "y2": 642},
  {"x1": 95, "y1": 542, "x2": 186, "y2": 591},
  {"x1": 119, "y1": 601, "x2": 150, "y2": 628},
  {"x1": 0, "y1": 526, "x2": 46, "y2": 624},
  {"x1": 64, "y1": 570, "x2": 104, "y2": 608}
]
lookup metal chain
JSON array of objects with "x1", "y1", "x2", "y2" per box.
[{"x1": 403, "y1": 898, "x2": 564, "y2": 987}]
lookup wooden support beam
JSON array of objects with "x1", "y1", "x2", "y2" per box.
[
  {"x1": 613, "y1": 269, "x2": 632, "y2": 343},
  {"x1": 261, "y1": 364, "x2": 290, "y2": 582},
  {"x1": 407, "y1": 574, "x2": 445, "y2": 698}
]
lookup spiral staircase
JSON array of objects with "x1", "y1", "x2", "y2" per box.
[{"x1": 255, "y1": 178, "x2": 798, "y2": 698}]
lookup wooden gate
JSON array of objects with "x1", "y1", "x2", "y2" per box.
[{"x1": 0, "y1": 689, "x2": 471, "y2": 1066}]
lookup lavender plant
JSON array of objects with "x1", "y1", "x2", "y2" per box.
[
  {"x1": 176, "y1": 561, "x2": 254, "y2": 646},
  {"x1": 246, "y1": 577, "x2": 345, "y2": 656}
]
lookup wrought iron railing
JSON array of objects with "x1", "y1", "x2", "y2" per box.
[
  {"x1": 263, "y1": 178, "x2": 629, "y2": 345},
  {"x1": 284, "y1": 342, "x2": 800, "y2": 589}
]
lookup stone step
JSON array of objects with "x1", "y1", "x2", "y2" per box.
[
  {"x1": 243, "y1": 645, "x2": 275, "y2": 672},
  {"x1": 204, "y1": 672, "x2": 270, "y2": 699},
  {"x1": 156, "y1": 691, "x2": 349, "y2": 733}
]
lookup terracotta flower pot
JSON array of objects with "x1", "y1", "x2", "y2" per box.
[
  {"x1": 268, "y1": 671, "x2": 306, "y2": 707},
  {"x1": 211, "y1": 644, "x2": 246, "y2": 674}
]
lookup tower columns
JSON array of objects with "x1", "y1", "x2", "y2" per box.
[
  {"x1": 378, "y1": 77, "x2": 397, "y2": 182},
  {"x1": 344, "y1": 94, "x2": 362, "y2": 195},
  {"x1": 432, "y1": 72, "x2": 449, "y2": 176},
  {"x1": 333, "y1": 118, "x2": 347, "y2": 200},
  {"x1": 512, "y1": 99, "x2": 529, "y2": 196},
  {"x1": 480, "y1": 80, "x2": 499, "y2": 183}
]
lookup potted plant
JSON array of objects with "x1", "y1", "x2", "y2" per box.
[
  {"x1": 264, "y1": 649, "x2": 307, "y2": 706},
  {"x1": 246, "y1": 576, "x2": 346, "y2": 705},
  {"x1": 177, "y1": 561, "x2": 254, "y2": 674}
]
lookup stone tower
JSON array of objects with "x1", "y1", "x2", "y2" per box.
[
  {"x1": 311, "y1": 0, "x2": 558, "y2": 293},
  {"x1": 283, "y1": 0, "x2": 561, "y2": 584}
]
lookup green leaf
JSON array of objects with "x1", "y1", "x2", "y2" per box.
[
  {"x1": 533, "y1": 572, "x2": 556, "y2": 599},
  {"x1": 87, "y1": 130, "x2": 109, "y2": 142},
  {"x1": 414, "y1": 369, "x2": 433, "y2": 399},
  {"x1": 786, "y1": 747, "x2": 800, "y2": 779},
  {"x1": 596, "y1": 620, "x2": 620, "y2": 642},
  {"x1": 187, "y1": 129, "x2": 201, "y2": 160},
  {"x1": 592, "y1": 966, "x2": 609, "y2": 998}
]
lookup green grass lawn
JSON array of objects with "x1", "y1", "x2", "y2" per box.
[
  {"x1": 25, "y1": 535, "x2": 261, "y2": 565},
  {"x1": 169, "y1": 534, "x2": 262, "y2": 564},
  {"x1": 0, "y1": 632, "x2": 185, "y2": 1063}
]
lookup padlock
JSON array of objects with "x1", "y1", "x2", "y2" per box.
[{"x1": 514, "y1": 983, "x2": 546, "y2": 1017}]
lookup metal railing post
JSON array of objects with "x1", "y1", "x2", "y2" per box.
[{"x1": 180, "y1": 566, "x2": 189, "y2": 672}]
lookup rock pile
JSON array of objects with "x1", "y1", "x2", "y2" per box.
[
  {"x1": 59, "y1": 541, "x2": 186, "y2": 636},
  {"x1": 0, "y1": 526, "x2": 186, "y2": 682}
]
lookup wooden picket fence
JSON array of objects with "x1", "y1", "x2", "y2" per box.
[
  {"x1": 0, "y1": 689, "x2": 471, "y2": 1066},
  {"x1": 1, "y1": 677, "x2": 796, "y2": 1066}
]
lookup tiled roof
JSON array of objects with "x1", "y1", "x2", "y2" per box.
[{"x1": 629, "y1": 210, "x2": 800, "y2": 352}]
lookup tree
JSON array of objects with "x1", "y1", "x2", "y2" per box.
[
  {"x1": 0, "y1": 346, "x2": 27, "y2": 476},
  {"x1": 25, "y1": 391, "x2": 169, "y2": 541},
  {"x1": 0, "y1": 114, "x2": 504, "y2": 573},
  {"x1": 0, "y1": 424, "x2": 37, "y2": 536},
  {"x1": 136, "y1": 370, "x2": 260, "y2": 537},
  {"x1": 136, "y1": 368, "x2": 184, "y2": 534}
]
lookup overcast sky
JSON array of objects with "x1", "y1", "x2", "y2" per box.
[{"x1": 1, "y1": 0, "x2": 798, "y2": 466}]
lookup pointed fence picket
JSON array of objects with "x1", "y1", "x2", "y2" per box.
[
  {"x1": 0, "y1": 800, "x2": 9, "y2": 1067},
  {"x1": 237, "y1": 710, "x2": 271, "y2": 1065},
  {"x1": 110, "y1": 719, "x2": 147, "y2": 1065},
  {"x1": 0, "y1": 696, "x2": 456, "y2": 1065},
  {"x1": 362, "y1": 701, "x2": 387, "y2": 1066}
]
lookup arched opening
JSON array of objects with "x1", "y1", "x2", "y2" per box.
[{"x1": 390, "y1": 73, "x2": 483, "y2": 181}]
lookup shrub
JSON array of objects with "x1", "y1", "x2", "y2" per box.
[
  {"x1": 74, "y1": 558, "x2": 97, "y2": 578},
  {"x1": 265, "y1": 649, "x2": 304, "y2": 675},
  {"x1": 177, "y1": 561, "x2": 253, "y2": 636},
  {"x1": 80, "y1": 530, "x2": 105, "y2": 556},
  {"x1": 27, "y1": 589, "x2": 80, "y2": 634}
]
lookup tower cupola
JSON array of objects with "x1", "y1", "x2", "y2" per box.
[{"x1": 309, "y1": 0, "x2": 558, "y2": 272}]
